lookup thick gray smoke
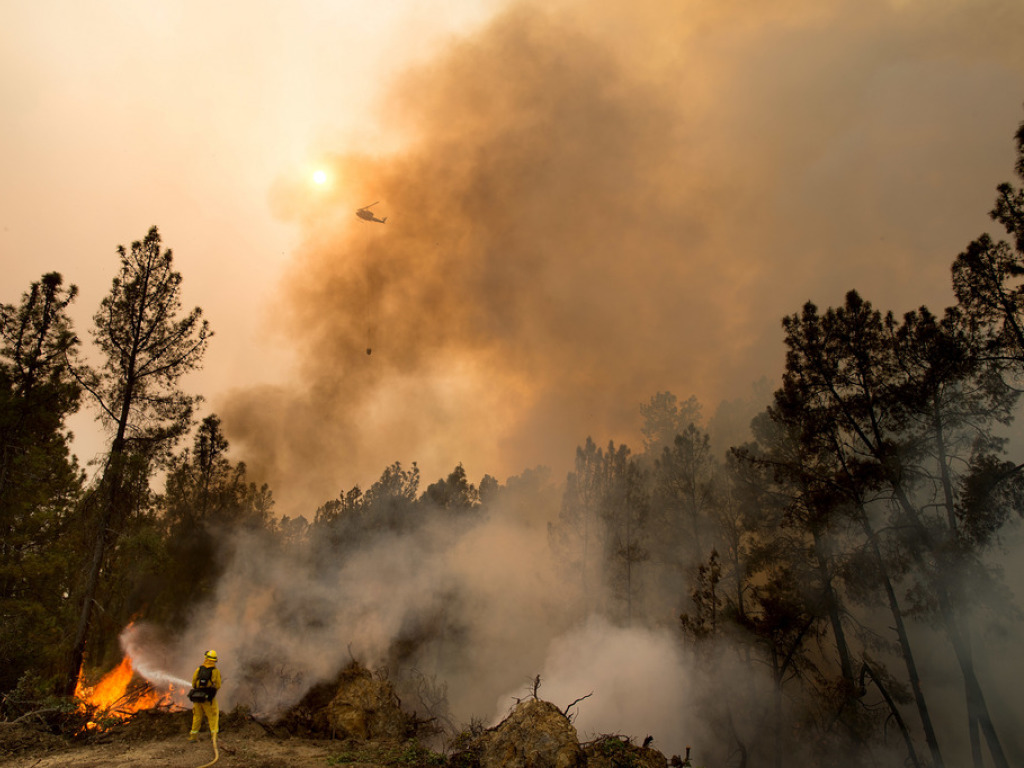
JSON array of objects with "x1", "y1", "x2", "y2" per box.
[
  {"x1": 125, "y1": 482, "x2": 727, "y2": 758},
  {"x1": 127, "y1": 484, "x2": 579, "y2": 717},
  {"x1": 124, "y1": 440, "x2": 1024, "y2": 764}
]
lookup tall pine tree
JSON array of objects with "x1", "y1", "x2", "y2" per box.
[{"x1": 64, "y1": 227, "x2": 210, "y2": 695}]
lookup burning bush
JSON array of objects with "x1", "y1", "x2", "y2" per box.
[{"x1": 74, "y1": 655, "x2": 185, "y2": 731}]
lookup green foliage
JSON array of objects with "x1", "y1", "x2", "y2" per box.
[
  {"x1": 0, "y1": 272, "x2": 84, "y2": 693},
  {"x1": 0, "y1": 670, "x2": 80, "y2": 728},
  {"x1": 137, "y1": 414, "x2": 275, "y2": 630},
  {"x1": 639, "y1": 391, "x2": 702, "y2": 456},
  {"x1": 649, "y1": 422, "x2": 717, "y2": 574},
  {"x1": 311, "y1": 461, "x2": 422, "y2": 555},
  {"x1": 770, "y1": 225, "x2": 1021, "y2": 765},
  {"x1": 680, "y1": 550, "x2": 721, "y2": 643},
  {"x1": 552, "y1": 438, "x2": 650, "y2": 620},
  {"x1": 956, "y1": 453, "x2": 1024, "y2": 548},
  {"x1": 423, "y1": 463, "x2": 479, "y2": 510},
  {"x1": 952, "y1": 119, "x2": 1024, "y2": 372},
  {"x1": 593, "y1": 735, "x2": 639, "y2": 765},
  {"x1": 86, "y1": 226, "x2": 211, "y2": 456}
]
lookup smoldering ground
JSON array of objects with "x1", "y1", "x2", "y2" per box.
[{"x1": 218, "y1": 0, "x2": 1024, "y2": 518}]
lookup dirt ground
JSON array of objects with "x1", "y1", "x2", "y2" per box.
[
  {"x1": 1, "y1": 662, "x2": 455, "y2": 768},
  {"x1": 0, "y1": 710, "x2": 366, "y2": 768}
]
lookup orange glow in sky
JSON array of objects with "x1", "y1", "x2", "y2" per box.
[{"x1": 3, "y1": 0, "x2": 1024, "y2": 513}]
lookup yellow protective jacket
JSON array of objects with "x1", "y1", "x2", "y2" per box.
[{"x1": 192, "y1": 662, "x2": 222, "y2": 695}]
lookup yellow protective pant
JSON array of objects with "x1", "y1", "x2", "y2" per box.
[{"x1": 191, "y1": 700, "x2": 219, "y2": 735}]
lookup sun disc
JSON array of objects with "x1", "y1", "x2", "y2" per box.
[{"x1": 313, "y1": 169, "x2": 327, "y2": 185}]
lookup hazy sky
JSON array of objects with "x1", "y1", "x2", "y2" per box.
[{"x1": 4, "y1": 0, "x2": 1024, "y2": 516}]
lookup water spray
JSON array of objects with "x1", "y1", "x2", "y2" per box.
[
  {"x1": 119, "y1": 623, "x2": 193, "y2": 692},
  {"x1": 129, "y1": 655, "x2": 192, "y2": 691}
]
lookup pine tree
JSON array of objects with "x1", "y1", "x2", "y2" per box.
[
  {"x1": 0, "y1": 273, "x2": 83, "y2": 694},
  {"x1": 64, "y1": 227, "x2": 210, "y2": 695}
]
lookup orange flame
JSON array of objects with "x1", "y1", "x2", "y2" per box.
[{"x1": 75, "y1": 655, "x2": 183, "y2": 729}]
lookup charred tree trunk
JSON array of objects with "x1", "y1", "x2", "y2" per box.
[
  {"x1": 859, "y1": 513, "x2": 945, "y2": 768},
  {"x1": 62, "y1": 444, "x2": 129, "y2": 696},
  {"x1": 812, "y1": 529, "x2": 855, "y2": 687},
  {"x1": 931, "y1": 406, "x2": 988, "y2": 768},
  {"x1": 771, "y1": 646, "x2": 783, "y2": 768},
  {"x1": 859, "y1": 662, "x2": 921, "y2": 768},
  {"x1": 63, "y1": 345, "x2": 139, "y2": 697},
  {"x1": 890, "y1": 486, "x2": 1008, "y2": 768}
]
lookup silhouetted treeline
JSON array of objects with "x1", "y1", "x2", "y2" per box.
[{"x1": 3, "y1": 119, "x2": 1024, "y2": 768}]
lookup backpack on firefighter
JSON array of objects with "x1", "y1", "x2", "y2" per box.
[{"x1": 188, "y1": 658, "x2": 218, "y2": 703}]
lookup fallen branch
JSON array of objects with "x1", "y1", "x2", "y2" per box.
[{"x1": 0, "y1": 708, "x2": 67, "y2": 727}]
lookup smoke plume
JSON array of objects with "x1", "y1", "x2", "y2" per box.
[
  {"x1": 219, "y1": 0, "x2": 1024, "y2": 516},
  {"x1": 128, "y1": 479, "x2": 582, "y2": 722}
]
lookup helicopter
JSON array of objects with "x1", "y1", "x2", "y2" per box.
[{"x1": 356, "y1": 202, "x2": 387, "y2": 224}]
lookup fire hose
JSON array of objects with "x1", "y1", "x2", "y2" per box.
[{"x1": 195, "y1": 731, "x2": 219, "y2": 768}]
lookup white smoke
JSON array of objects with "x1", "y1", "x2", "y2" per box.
[
  {"x1": 125, "y1": 481, "x2": 578, "y2": 720},
  {"x1": 503, "y1": 617, "x2": 697, "y2": 758},
  {"x1": 120, "y1": 623, "x2": 194, "y2": 703}
]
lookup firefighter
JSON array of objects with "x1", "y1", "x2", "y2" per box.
[{"x1": 188, "y1": 649, "x2": 222, "y2": 741}]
